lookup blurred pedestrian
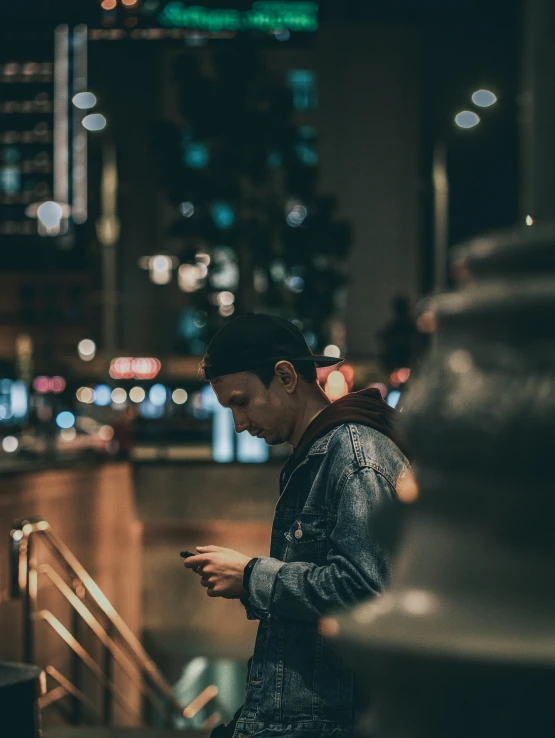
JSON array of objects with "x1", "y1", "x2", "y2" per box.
[{"x1": 377, "y1": 295, "x2": 419, "y2": 373}]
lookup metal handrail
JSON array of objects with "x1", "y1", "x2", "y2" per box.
[
  {"x1": 40, "y1": 665, "x2": 100, "y2": 722},
  {"x1": 10, "y1": 516, "x2": 217, "y2": 728},
  {"x1": 36, "y1": 608, "x2": 143, "y2": 722},
  {"x1": 37, "y1": 563, "x2": 162, "y2": 712}
]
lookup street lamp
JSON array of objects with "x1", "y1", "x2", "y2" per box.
[{"x1": 433, "y1": 89, "x2": 497, "y2": 292}]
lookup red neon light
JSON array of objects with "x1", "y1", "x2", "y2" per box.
[
  {"x1": 109, "y1": 357, "x2": 161, "y2": 380},
  {"x1": 49, "y1": 376, "x2": 67, "y2": 394},
  {"x1": 33, "y1": 376, "x2": 50, "y2": 394}
]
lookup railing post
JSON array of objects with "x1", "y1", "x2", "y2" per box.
[
  {"x1": 23, "y1": 532, "x2": 36, "y2": 665},
  {"x1": 70, "y1": 580, "x2": 82, "y2": 725},
  {"x1": 103, "y1": 623, "x2": 114, "y2": 724},
  {"x1": 141, "y1": 676, "x2": 152, "y2": 726},
  {"x1": 165, "y1": 698, "x2": 173, "y2": 729}
]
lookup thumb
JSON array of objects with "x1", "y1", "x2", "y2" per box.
[{"x1": 196, "y1": 545, "x2": 220, "y2": 552}]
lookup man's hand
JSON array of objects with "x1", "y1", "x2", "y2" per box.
[{"x1": 184, "y1": 545, "x2": 252, "y2": 599}]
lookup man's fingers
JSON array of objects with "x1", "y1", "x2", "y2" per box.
[
  {"x1": 207, "y1": 587, "x2": 219, "y2": 597},
  {"x1": 196, "y1": 545, "x2": 221, "y2": 553},
  {"x1": 183, "y1": 554, "x2": 210, "y2": 569}
]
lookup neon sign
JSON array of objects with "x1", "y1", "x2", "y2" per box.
[{"x1": 158, "y1": 1, "x2": 319, "y2": 33}]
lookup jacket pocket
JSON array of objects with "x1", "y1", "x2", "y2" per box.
[{"x1": 284, "y1": 514, "x2": 327, "y2": 565}]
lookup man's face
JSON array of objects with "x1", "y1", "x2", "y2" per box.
[{"x1": 211, "y1": 371, "x2": 293, "y2": 446}]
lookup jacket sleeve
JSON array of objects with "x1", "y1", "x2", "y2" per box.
[{"x1": 242, "y1": 466, "x2": 395, "y2": 622}]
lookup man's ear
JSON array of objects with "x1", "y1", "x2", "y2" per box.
[{"x1": 274, "y1": 361, "x2": 298, "y2": 394}]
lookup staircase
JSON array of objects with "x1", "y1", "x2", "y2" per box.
[{"x1": 3, "y1": 518, "x2": 225, "y2": 735}]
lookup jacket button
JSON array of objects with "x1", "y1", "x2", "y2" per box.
[{"x1": 294, "y1": 528, "x2": 303, "y2": 539}]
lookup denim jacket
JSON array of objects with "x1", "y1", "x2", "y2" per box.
[{"x1": 233, "y1": 423, "x2": 410, "y2": 738}]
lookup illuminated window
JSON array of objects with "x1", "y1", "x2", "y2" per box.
[{"x1": 287, "y1": 70, "x2": 318, "y2": 111}]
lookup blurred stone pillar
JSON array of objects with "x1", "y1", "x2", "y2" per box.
[
  {"x1": 328, "y1": 224, "x2": 555, "y2": 738},
  {"x1": 521, "y1": 0, "x2": 555, "y2": 223}
]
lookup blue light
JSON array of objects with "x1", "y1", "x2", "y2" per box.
[
  {"x1": 287, "y1": 70, "x2": 318, "y2": 111},
  {"x1": 139, "y1": 399, "x2": 164, "y2": 419},
  {"x1": 179, "y1": 309, "x2": 201, "y2": 340},
  {"x1": 200, "y1": 384, "x2": 218, "y2": 412},
  {"x1": 82, "y1": 113, "x2": 107, "y2": 132},
  {"x1": 94, "y1": 384, "x2": 112, "y2": 407},
  {"x1": 11, "y1": 381, "x2": 28, "y2": 419},
  {"x1": 275, "y1": 29, "x2": 291, "y2": 42},
  {"x1": 299, "y1": 126, "x2": 317, "y2": 140},
  {"x1": 0, "y1": 166, "x2": 21, "y2": 195},
  {"x1": 184, "y1": 142, "x2": 210, "y2": 169},
  {"x1": 471, "y1": 89, "x2": 497, "y2": 108},
  {"x1": 211, "y1": 201, "x2": 235, "y2": 229},
  {"x1": 149, "y1": 383, "x2": 167, "y2": 407},
  {"x1": 454, "y1": 111, "x2": 480, "y2": 129},
  {"x1": 304, "y1": 331, "x2": 317, "y2": 350},
  {"x1": 288, "y1": 69, "x2": 315, "y2": 86},
  {"x1": 267, "y1": 151, "x2": 283, "y2": 169},
  {"x1": 2, "y1": 147, "x2": 20, "y2": 164},
  {"x1": 386, "y1": 390, "x2": 401, "y2": 409},
  {"x1": 56, "y1": 411, "x2": 75, "y2": 429},
  {"x1": 286, "y1": 276, "x2": 305, "y2": 293},
  {"x1": 213, "y1": 405, "x2": 234, "y2": 463},
  {"x1": 295, "y1": 142, "x2": 318, "y2": 166}
]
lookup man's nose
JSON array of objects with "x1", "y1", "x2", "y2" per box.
[{"x1": 232, "y1": 411, "x2": 248, "y2": 434}]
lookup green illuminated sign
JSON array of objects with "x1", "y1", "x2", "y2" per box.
[{"x1": 158, "y1": 1, "x2": 319, "y2": 33}]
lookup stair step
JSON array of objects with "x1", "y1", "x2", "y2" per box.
[{"x1": 44, "y1": 729, "x2": 211, "y2": 738}]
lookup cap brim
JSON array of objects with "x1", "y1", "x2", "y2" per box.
[{"x1": 299, "y1": 355, "x2": 344, "y2": 367}]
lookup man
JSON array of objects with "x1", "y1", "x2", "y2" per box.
[{"x1": 184, "y1": 314, "x2": 410, "y2": 738}]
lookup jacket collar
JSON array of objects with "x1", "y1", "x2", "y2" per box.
[{"x1": 305, "y1": 425, "x2": 343, "y2": 457}]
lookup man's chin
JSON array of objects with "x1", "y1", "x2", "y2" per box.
[{"x1": 264, "y1": 434, "x2": 283, "y2": 446}]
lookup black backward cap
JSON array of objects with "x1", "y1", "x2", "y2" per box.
[{"x1": 202, "y1": 314, "x2": 343, "y2": 380}]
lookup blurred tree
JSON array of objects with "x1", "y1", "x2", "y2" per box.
[{"x1": 155, "y1": 46, "x2": 351, "y2": 353}]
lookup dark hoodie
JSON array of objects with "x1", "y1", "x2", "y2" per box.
[{"x1": 282, "y1": 387, "x2": 408, "y2": 485}]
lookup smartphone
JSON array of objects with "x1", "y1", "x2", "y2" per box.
[{"x1": 180, "y1": 550, "x2": 196, "y2": 559}]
